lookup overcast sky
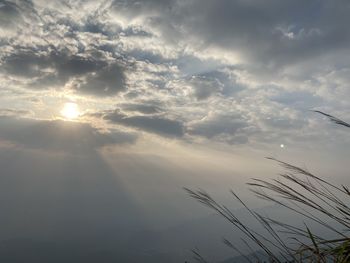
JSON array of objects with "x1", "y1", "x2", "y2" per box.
[{"x1": 0, "y1": 0, "x2": 350, "y2": 262}]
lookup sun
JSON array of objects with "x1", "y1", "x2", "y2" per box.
[{"x1": 61, "y1": 102, "x2": 80, "y2": 119}]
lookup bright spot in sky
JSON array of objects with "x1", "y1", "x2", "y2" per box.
[
  {"x1": 61, "y1": 102, "x2": 80, "y2": 119},
  {"x1": 280, "y1": 144, "x2": 285, "y2": 148}
]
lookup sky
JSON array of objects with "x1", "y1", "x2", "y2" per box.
[{"x1": 0, "y1": 0, "x2": 350, "y2": 262}]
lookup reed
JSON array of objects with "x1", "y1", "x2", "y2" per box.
[{"x1": 186, "y1": 112, "x2": 350, "y2": 263}]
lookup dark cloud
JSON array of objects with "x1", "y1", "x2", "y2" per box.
[
  {"x1": 104, "y1": 111, "x2": 184, "y2": 138},
  {"x1": 0, "y1": 0, "x2": 37, "y2": 29},
  {"x1": 0, "y1": 1, "x2": 22, "y2": 28},
  {"x1": 188, "y1": 113, "x2": 249, "y2": 140},
  {"x1": 110, "y1": 0, "x2": 350, "y2": 69},
  {"x1": 0, "y1": 116, "x2": 136, "y2": 152},
  {"x1": 122, "y1": 25, "x2": 153, "y2": 38},
  {"x1": 118, "y1": 103, "x2": 163, "y2": 114},
  {"x1": 56, "y1": 55, "x2": 105, "y2": 76},
  {"x1": 72, "y1": 63, "x2": 126, "y2": 96},
  {"x1": 1, "y1": 48, "x2": 126, "y2": 96},
  {"x1": 0, "y1": 108, "x2": 33, "y2": 117},
  {"x1": 195, "y1": 0, "x2": 350, "y2": 67},
  {"x1": 0, "y1": 1, "x2": 128, "y2": 97},
  {"x1": 187, "y1": 75, "x2": 222, "y2": 100},
  {"x1": 185, "y1": 69, "x2": 242, "y2": 100},
  {"x1": 2, "y1": 49, "x2": 53, "y2": 77}
]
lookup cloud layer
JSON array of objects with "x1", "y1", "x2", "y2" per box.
[
  {"x1": 1, "y1": 0, "x2": 350, "y2": 145},
  {"x1": 0, "y1": 116, "x2": 136, "y2": 152}
]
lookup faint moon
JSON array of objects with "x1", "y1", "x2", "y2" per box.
[
  {"x1": 61, "y1": 102, "x2": 80, "y2": 119},
  {"x1": 280, "y1": 144, "x2": 285, "y2": 148}
]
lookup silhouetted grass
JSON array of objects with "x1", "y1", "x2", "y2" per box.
[{"x1": 186, "y1": 112, "x2": 350, "y2": 263}]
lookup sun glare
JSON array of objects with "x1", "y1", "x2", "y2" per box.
[{"x1": 61, "y1": 102, "x2": 80, "y2": 119}]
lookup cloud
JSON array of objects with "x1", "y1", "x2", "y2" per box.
[
  {"x1": 70, "y1": 62, "x2": 126, "y2": 96},
  {"x1": 180, "y1": 69, "x2": 243, "y2": 100},
  {"x1": 0, "y1": 116, "x2": 137, "y2": 152},
  {"x1": 104, "y1": 110, "x2": 184, "y2": 138},
  {"x1": 0, "y1": 1, "x2": 129, "y2": 97},
  {"x1": 0, "y1": 0, "x2": 37, "y2": 30},
  {"x1": 109, "y1": 0, "x2": 350, "y2": 71},
  {"x1": 188, "y1": 112, "x2": 250, "y2": 143},
  {"x1": 0, "y1": 108, "x2": 33, "y2": 117},
  {"x1": 187, "y1": 75, "x2": 223, "y2": 100},
  {"x1": 118, "y1": 102, "x2": 163, "y2": 114},
  {"x1": 0, "y1": 47, "x2": 127, "y2": 96},
  {"x1": 0, "y1": 1, "x2": 22, "y2": 28},
  {"x1": 0, "y1": 0, "x2": 349, "y2": 148},
  {"x1": 1, "y1": 2, "x2": 350, "y2": 262}
]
